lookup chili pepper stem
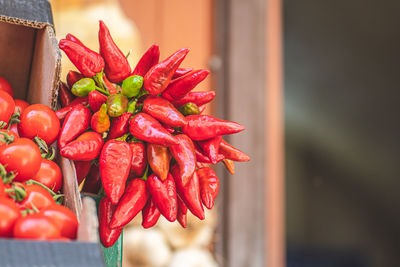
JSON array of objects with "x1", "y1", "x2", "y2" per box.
[{"x1": 95, "y1": 86, "x2": 110, "y2": 96}]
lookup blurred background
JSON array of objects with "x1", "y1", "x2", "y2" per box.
[{"x1": 50, "y1": 0, "x2": 400, "y2": 266}]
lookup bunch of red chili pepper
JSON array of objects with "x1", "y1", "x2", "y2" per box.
[{"x1": 57, "y1": 20, "x2": 250, "y2": 248}]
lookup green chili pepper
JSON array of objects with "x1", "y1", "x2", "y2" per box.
[
  {"x1": 179, "y1": 102, "x2": 200, "y2": 116},
  {"x1": 107, "y1": 94, "x2": 128, "y2": 117},
  {"x1": 121, "y1": 75, "x2": 143, "y2": 98},
  {"x1": 71, "y1": 78, "x2": 96, "y2": 97}
]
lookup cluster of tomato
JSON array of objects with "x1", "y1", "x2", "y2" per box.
[
  {"x1": 0, "y1": 77, "x2": 78, "y2": 240},
  {"x1": 57, "y1": 21, "x2": 250, "y2": 248}
]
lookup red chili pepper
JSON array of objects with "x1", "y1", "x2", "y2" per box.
[
  {"x1": 91, "y1": 104, "x2": 110, "y2": 133},
  {"x1": 59, "y1": 39, "x2": 104, "y2": 78},
  {"x1": 107, "y1": 113, "x2": 132, "y2": 140},
  {"x1": 144, "y1": 48, "x2": 189, "y2": 95},
  {"x1": 66, "y1": 33, "x2": 85, "y2": 47},
  {"x1": 141, "y1": 198, "x2": 161, "y2": 229},
  {"x1": 74, "y1": 160, "x2": 92, "y2": 185},
  {"x1": 58, "y1": 82, "x2": 74, "y2": 107},
  {"x1": 143, "y1": 95, "x2": 187, "y2": 127},
  {"x1": 169, "y1": 134, "x2": 196, "y2": 186},
  {"x1": 98, "y1": 21, "x2": 131, "y2": 83},
  {"x1": 100, "y1": 140, "x2": 133, "y2": 204},
  {"x1": 129, "y1": 142, "x2": 147, "y2": 178},
  {"x1": 171, "y1": 164, "x2": 204, "y2": 220},
  {"x1": 177, "y1": 196, "x2": 188, "y2": 228},
  {"x1": 58, "y1": 104, "x2": 91, "y2": 148},
  {"x1": 162, "y1": 124, "x2": 175, "y2": 134},
  {"x1": 219, "y1": 139, "x2": 250, "y2": 161},
  {"x1": 197, "y1": 167, "x2": 219, "y2": 209},
  {"x1": 109, "y1": 178, "x2": 149, "y2": 229},
  {"x1": 67, "y1": 96, "x2": 89, "y2": 107},
  {"x1": 132, "y1": 44, "x2": 160, "y2": 77},
  {"x1": 88, "y1": 90, "x2": 108, "y2": 113},
  {"x1": 147, "y1": 143, "x2": 171, "y2": 181},
  {"x1": 173, "y1": 68, "x2": 193, "y2": 79},
  {"x1": 82, "y1": 164, "x2": 102, "y2": 194},
  {"x1": 129, "y1": 113, "x2": 178, "y2": 146},
  {"x1": 60, "y1": 131, "x2": 103, "y2": 161},
  {"x1": 161, "y1": 70, "x2": 209, "y2": 101},
  {"x1": 147, "y1": 173, "x2": 177, "y2": 222},
  {"x1": 66, "y1": 71, "x2": 84, "y2": 88},
  {"x1": 102, "y1": 74, "x2": 118, "y2": 94},
  {"x1": 222, "y1": 159, "x2": 235, "y2": 175},
  {"x1": 99, "y1": 196, "x2": 122, "y2": 248},
  {"x1": 172, "y1": 91, "x2": 216, "y2": 107},
  {"x1": 197, "y1": 136, "x2": 222, "y2": 164},
  {"x1": 194, "y1": 142, "x2": 224, "y2": 164},
  {"x1": 199, "y1": 105, "x2": 206, "y2": 114},
  {"x1": 55, "y1": 106, "x2": 73, "y2": 121},
  {"x1": 182, "y1": 115, "x2": 245, "y2": 141}
]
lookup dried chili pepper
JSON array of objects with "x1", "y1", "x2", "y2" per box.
[
  {"x1": 98, "y1": 21, "x2": 131, "y2": 83},
  {"x1": 173, "y1": 68, "x2": 193, "y2": 79},
  {"x1": 132, "y1": 44, "x2": 160, "y2": 77},
  {"x1": 99, "y1": 196, "x2": 122, "y2": 248},
  {"x1": 143, "y1": 48, "x2": 189, "y2": 95},
  {"x1": 74, "y1": 160, "x2": 92, "y2": 185},
  {"x1": 107, "y1": 94, "x2": 128, "y2": 117},
  {"x1": 147, "y1": 173, "x2": 177, "y2": 222},
  {"x1": 59, "y1": 39, "x2": 104, "y2": 78},
  {"x1": 173, "y1": 91, "x2": 216, "y2": 107},
  {"x1": 142, "y1": 198, "x2": 161, "y2": 229},
  {"x1": 88, "y1": 90, "x2": 108, "y2": 113},
  {"x1": 147, "y1": 143, "x2": 171, "y2": 181},
  {"x1": 58, "y1": 104, "x2": 91, "y2": 148},
  {"x1": 109, "y1": 178, "x2": 149, "y2": 229},
  {"x1": 222, "y1": 159, "x2": 235, "y2": 175},
  {"x1": 182, "y1": 115, "x2": 245, "y2": 141},
  {"x1": 82, "y1": 164, "x2": 102, "y2": 194},
  {"x1": 177, "y1": 196, "x2": 188, "y2": 228},
  {"x1": 129, "y1": 113, "x2": 178, "y2": 146},
  {"x1": 161, "y1": 70, "x2": 209, "y2": 101},
  {"x1": 169, "y1": 134, "x2": 196, "y2": 186},
  {"x1": 60, "y1": 131, "x2": 103, "y2": 161},
  {"x1": 58, "y1": 82, "x2": 74, "y2": 108},
  {"x1": 219, "y1": 139, "x2": 250, "y2": 162},
  {"x1": 99, "y1": 140, "x2": 133, "y2": 204},
  {"x1": 129, "y1": 142, "x2": 147, "y2": 178},
  {"x1": 171, "y1": 164, "x2": 204, "y2": 220},
  {"x1": 91, "y1": 104, "x2": 110, "y2": 133},
  {"x1": 143, "y1": 95, "x2": 187, "y2": 127},
  {"x1": 197, "y1": 167, "x2": 219, "y2": 209},
  {"x1": 66, "y1": 71, "x2": 84, "y2": 89},
  {"x1": 197, "y1": 136, "x2": 222, "y2": 164}
]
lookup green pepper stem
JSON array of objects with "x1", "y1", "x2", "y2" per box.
[{"x1": 95, "y1": 86, "x2": 110, "y2": 96}]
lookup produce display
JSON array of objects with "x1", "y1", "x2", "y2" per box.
[
  {"x1": 0, "y1": 78, "x2": 78, "y2": 240},
  {"x1": 56, "y1": 20, "x2": 250, "y2": 248}
]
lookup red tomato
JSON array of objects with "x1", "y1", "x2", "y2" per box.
[
  {"x1": 0, "y1": 198, "x2": 21, "y2": 237},
  {"x1": 0, "y1": 179, "x2": 5, "y2": 198},
  {"x1": 14, "y1": 99, "x2": 29, "y2": 114},
  {"x1": 13, "y1": 213, "x2": 61, "y2": 240},
  {"x1": 18, "y1": 104, "x2": 60, "y2": 145},
  {"x1": 0, "y1": 129, "x2": 19, "y2": 148},
  {"x1": 18, "y1": 184, "x2": 55, "y2": 210},
  {"x1": 32, "y1": 159, "x2": 63, "y2": 192},
  {"x1": 8, "y1": 124, "x2": 19, "y2": 136},
  {"x1": 40, "y1": 205, "x2": 78, "y2": 239},
  {"x1": 0, "y1": 90, "x2": 15, "y2": 124},
  {"x1": 0, "y1": 76, "x2": 13, "y2": 97},
  {"x1": 0, "y1": 138, "x2": 41, "y2": 181}
]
